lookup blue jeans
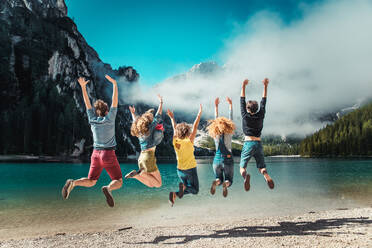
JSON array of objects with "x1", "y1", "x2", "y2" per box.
[
  {"x1": 176, "y1": 167, "x2": 199, "y2": 195},
  {"x1": 239, "y1": 141, "x2": 266, "y2": 169},
  {"x1": 213, "y1": 155, "x2": 234, "y2": 185}
]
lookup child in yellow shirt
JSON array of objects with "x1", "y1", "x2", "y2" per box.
[{"x1": 166, "y1": 105, "x2": 202, "y2": 206}]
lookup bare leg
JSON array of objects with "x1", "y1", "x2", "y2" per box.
[
  {"x1": 73, "y1": 177, "x2": 97, "y2": 187},
  {"x1": 133, "y1": 170, "x2": 162, "y2": 188},
  {"x1": 62, "y1": 178, "x2": 97, "y2": 199},
  {"x1": 259, "y1": 168, "x2": 274, "y2": 189},
  {"x1": 107, "y1": 178, "x2": 123, "y2": 191}
]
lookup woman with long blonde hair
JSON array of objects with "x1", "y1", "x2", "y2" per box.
[
  {"x1": 125, "y1": 95, "x2": 164, "y2": 188},
  {"x1": 207, "y1": 97, "x2": 236, "y2": 197}
]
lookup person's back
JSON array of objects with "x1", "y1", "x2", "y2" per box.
[
  {"x1": 62, "y1": 75, "x2": 123, "y2": 208},
  {"x1": 87, "y1": 104, "x2": 117, "y2": 149},
  {"x1": 173, "y1": 137, "x2": 197, "y2": 170},
  {"x1": 238, "y1": 78, "x2": 274, "y2": 191}
]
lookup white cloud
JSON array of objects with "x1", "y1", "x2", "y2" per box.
[{"x1": 131, "y1": 0, "x2": 372, "y2": 137}]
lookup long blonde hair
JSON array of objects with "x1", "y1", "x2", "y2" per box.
[
  {"x1": 207, "y1": 117, "x2": 235, "y2": 138},
  {"x1": 130, "y1": 109, "x2": 154, "y2": 137}
]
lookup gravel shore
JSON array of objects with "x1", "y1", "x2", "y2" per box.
[{"x1": 1, "y1": 207, "x2": 371, "y2": 248}]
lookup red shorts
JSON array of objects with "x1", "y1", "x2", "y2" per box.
[{"x1": 88, "y1": 150, "x2": 122, "y2": 180}]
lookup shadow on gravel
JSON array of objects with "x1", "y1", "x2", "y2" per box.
[{"x1": 129, "y1": 217, "x2": 371, "y2": 245}]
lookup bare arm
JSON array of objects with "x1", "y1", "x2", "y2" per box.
[
  {"x1": 129, "y1": 106, "x2": 137, "y2": 121},
  {"x1": 105, "y1": 75, "x2": 118, "y2": 108},
  {"x1": 214, "y1": 97, "x2": 219, "y2": 119},
  {"x1": 226, "y1": 97, "x2": 233, "y2": 120},
  {"x1": 155, "y1": 94, "x2": 163, "y2": 116},
  {"x1": 190, "y1": 104, "x2": 202, "y2": 143},
  {"x1": 262, "y1": 78, "x2": 269, "y2": 98},
  {"x1": 78, "y1": 77, "x2": 92, "y2": 110},
  {"x1": 241, "y1": 79, "x2": 249, "y2": 97},
  {"x1": 167, "y1": 109, "x2": 176, "y2": 133}
]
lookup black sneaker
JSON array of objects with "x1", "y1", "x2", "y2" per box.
[
  {"x1": 102, "y1": 186, "x2": 114, "y2": 207},
  {"x1": 169, "y1": 192, "x2": 176, "y2": 207},
  {"x1": 178, "y1": 183, "x2": 185, "y2": 199}
]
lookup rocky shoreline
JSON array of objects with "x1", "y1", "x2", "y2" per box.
[{"x1": 0, "y1": 208, "x2": 371, "y2": 248}]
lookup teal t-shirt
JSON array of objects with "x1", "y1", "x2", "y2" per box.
[{"x1": 87, "y1": 107, "x2": 117, "y2": 149}]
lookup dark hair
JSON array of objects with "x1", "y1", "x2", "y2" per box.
[
  {"x1": 247, "y1": 100, "x2": 258, "y2": 114},
  {"x1": 94, "y1": 99, "x2": 109, "y2": 117}
]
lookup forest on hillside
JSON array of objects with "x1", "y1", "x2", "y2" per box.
[{"x1": 300, "y1": 102, "x2": 372, "y2": 157}]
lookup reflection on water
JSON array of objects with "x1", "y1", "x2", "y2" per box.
[{"x1": 0, "y1": 158, "x2": 371, "y2": 239}]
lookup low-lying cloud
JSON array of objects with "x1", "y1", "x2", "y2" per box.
[{"x1": 130, "y1": 0, "x2": 372, "y2": 137}]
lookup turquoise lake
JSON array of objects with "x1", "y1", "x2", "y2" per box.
[{"x1": 0, "y1": 158, "x2": 371, "y2": 239}]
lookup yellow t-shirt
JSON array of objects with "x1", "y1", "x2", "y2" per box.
[{"x1": 173, "y1": 138, "x2": 197, "y2": 170}]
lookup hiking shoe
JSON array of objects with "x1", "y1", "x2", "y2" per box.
[
  {"x1": 124, "y1": 170, "x2": 138, "y2": 179},
  {"x1": 62, "y1": 179, "x2": 74, "y2": 199},
  {"x1": 263, "y1": 172, "x2": 274, "y2": 189},
  {"x1": 178, "y1": 183, "x2": 185, "y2": 199},
  {"x1": 242, "y1": 172, "x2": 250, "y2": 191},
  {"x1": 169, "y1": 192, "x2": 176, "y2": 207},
  {"x1": 210, "y1": 180, "x2": 219, "y2": 195},
  {"x1": 102, "y1": 186, "x2": 114, "y2": 207},
  {"x1": 222, "y1": 181, "x2": 228, "y2": 197}
]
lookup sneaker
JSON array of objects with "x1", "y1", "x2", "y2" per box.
[
  {"x1": 222, "y1": 181, "x2": 228, "y2": 197},
  {"x1": 178, "y1": 183, "x2": 185, "y2": 199},
  {"x1": 242, "y1": 171, "x2": 250, "y2": 191},
  {"x1": 62, "y1": 179, "x2": 74, "y2": 199},
  {"x1": 102, "y1": 186, "x2": 114, "y2": 207},
  {"x1": 124, "y1": 170, "x2": 138, "y2": 179},
  {"x1": 263, "y1": 172, "x2": 274, "y2": 189},
  {"x1": 210, "y1": 180, "x2": 218, "y2": 195},
  {"x1": 169, "y1": 192, "x2": 176, "y2": 207}
]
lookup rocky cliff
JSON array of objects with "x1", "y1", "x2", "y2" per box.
[{"x1": 0, "y1": 0, "x2": 178, "y2": 158}]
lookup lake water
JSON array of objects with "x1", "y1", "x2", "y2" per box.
[{"x1": 0, "y1": 158, "x2": 371, "y2": 239}]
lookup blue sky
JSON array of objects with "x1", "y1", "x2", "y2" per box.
[{"x1": 65, "y1": 0, "x2": 320, "y2": 85}]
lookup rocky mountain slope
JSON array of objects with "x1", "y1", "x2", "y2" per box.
[{"x1": 0, "y1": 0, "x2": 177, "y2": 158}]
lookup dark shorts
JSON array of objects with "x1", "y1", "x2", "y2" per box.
[
  {"x1": 239, "y1": 141, "x2": 266, "y2": 169},
  {"x1": 88, "y1": 150, "x2": 122, "y2": 180}
]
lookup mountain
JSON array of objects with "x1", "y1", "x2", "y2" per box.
[
  {"x1": 299, "y1": 102, "x2": 372, "y2": 157},
  {"x1": 0, "y1": 0, "x2": 176, "y2": 158}
]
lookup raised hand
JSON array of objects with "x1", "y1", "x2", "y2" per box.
[
  {"x1": 243, "y1": 79, "x2": 249, "y2": 87},
  {"x1": 215, "y1": 97, "x2": 220, "y2": 106},
  {"x1": 198, "y1": 104, "x2": 203, "y2": 115},
  {"x1": 78, "y1": 77, "x2": 90, "y2": 87},
  {"x1": 226, "y1": 97, "x2": 232, "y2": 105},
  {"x1": 128, "y1": 105, "x2": 136, "y2": 114},
  {"x1": 263, "y1": 78, "x2": 269, "y2": 86},
  {"x1": 105, "y1": 74, "x2": 117, "y2": 84},
  {"x1": 167, "y1": 109, "x2": 174, "y2": 119},
  {"x1": 157, "y1": 94, "x2": 163, "y2": 103}
]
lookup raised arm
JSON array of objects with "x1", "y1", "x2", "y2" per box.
[
  {"x1": 155, "y1": 94, "x2": 163, "y2": 116},
  {"x1": 190, "y1": 104, "x2": 202, "y2": 143},
  {"x1": 129, "y1": 105, "x2": 137, "y2": 121},
  {"x1": 262, "y1": 78, "x2": 269, "y2": 98},
  {"x1": 214, "y1": 97, "x2": 219, "y2": 119},
  {"x1": 240, "y1": 79, "x2": 249, "y2": 117},
  {"x1": 78, "y1": 77, "x2": 92, "y2": 110},
  {"x1": 226, "y1": 97, "x2": 233, "y2": 120},
  {"x1": 105, "y1": 75, "x2": 118, "y2": 108},
  {"x1": 241, "y1": 79, "x2": 249, "y2": 97},
  {"x1": 167, "y1": 109, "x2": 176, "y2": 133}
]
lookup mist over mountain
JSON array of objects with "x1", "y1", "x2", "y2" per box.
[{"x1": 136, "y1": 0, "x2": 372, "y2": 138}]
